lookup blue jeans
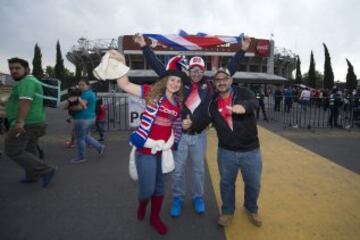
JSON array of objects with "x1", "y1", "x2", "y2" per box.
[
  {"x1": 135, "y1": 152, "x2": 164, "y2": 200},
  {"x1": 74, "y1": 119, "x2": 102, "y2": 160},
  {"x1": 172, "y1": 130, "x2": 207, "y2": 201},
  {"x1": 95, "y1": 121, "x2": 105, "y2": 139},
  {"x1": 217, "y1": 147, "x2": 262, "y2": 214}
]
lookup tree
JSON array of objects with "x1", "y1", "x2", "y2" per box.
[
  {"x1": 32, "y1": 43, "x2": 44, "y2": 79},
  {"x1": 75, "y1": 63, "x2": 82, "y2": 81},
  {"x1": 323, "y1": 43, "x2": 334, "y2": 89},
  {"x1": 295, "y1": 56, "x2": 302, "y2": 84},
  {"x1": 303, "y1": 70, "x2": 323, "y2": 89},
  {"x1": 307, "y1": 51, "x2": 316, "y2": 88},
  {"x1": 55, "y1": 40, "x2": 65, "y2": 81},
  {"x1": 45, "y1": 65, "x2": 55, "y2": 77},
  {"x1": 346, "y1": 58, "x2": 358, "y2": 90}
]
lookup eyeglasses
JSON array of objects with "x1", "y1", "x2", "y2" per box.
[
  {"x1": 214, "y1": 76, "x2": 230, "y2": 83},
  {"x1": 189, "y1": 69, "x2": 204, "y2": 75}
]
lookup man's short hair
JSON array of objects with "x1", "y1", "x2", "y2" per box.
[{"x1": 8, "y1": 57, "x2": 30, "y2": 69}]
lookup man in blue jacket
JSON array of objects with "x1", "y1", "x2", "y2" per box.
[{"x1": 133, "y1": 34, "x2": 251, "y2": 217}]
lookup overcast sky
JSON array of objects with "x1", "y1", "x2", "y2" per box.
[{"x1": 0, "y1": 0, "x2": 359, "y2": 81}]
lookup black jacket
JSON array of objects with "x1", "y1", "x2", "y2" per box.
[{"x1": 209, "y1": 86, "x2": 260, "y2": 151}]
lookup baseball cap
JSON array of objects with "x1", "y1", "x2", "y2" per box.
[
  {"x1": 189, "y1": 56, "x2": 205, "y2": 71},
  {"x1": 214, "y1": 67, "x2": 230, "y2": 78}
]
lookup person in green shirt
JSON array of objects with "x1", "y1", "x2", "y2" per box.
[{"x1": 4, "y1": 58, "x2": 56, "y2": 188}]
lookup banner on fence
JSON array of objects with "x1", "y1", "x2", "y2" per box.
[{"x1": 128, "y1": 95, "x2": 145, "y2": 127}]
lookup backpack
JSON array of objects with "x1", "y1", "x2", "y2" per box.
[{"x1": 33, "y1": 78, "x2": 62, "y2": 108}]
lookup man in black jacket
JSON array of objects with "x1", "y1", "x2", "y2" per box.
[
  {"x1": 209, "y1": 68, "x2": 262, "y2": 227},
  {"x1": 133, "y1": 34, "x2": 251, "y2": 218}
]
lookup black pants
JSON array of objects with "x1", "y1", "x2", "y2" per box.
[
  {"x1": 328, "y1": 108, "x2": 339, "y2": 127},
  {"x1": 256, "y1": 102, "x2": 268, "y2": 120}
]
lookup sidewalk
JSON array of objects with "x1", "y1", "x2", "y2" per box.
[{"x1": 207, "y1": 127, "x2": 360, "y2": 240}]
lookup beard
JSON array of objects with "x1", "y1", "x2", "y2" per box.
[{"x1": 11, "y1": 73, "x2": 27, "y2": 81}]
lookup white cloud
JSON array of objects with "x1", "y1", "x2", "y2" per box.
[{"x1": 0, "y1": 0, "x2": 359, "y2": 81}]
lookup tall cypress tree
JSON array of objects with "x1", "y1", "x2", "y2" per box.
[
  {"x1": 307, "y1": 51, "x2": 316, "y2": 88},
  {"x1": 55, "y1": 40, "x2": 65, "y2": 81},
  {"x1": 346, "y1": 58, "x2": 358, "y2": 90},
  {"x1": 75, "y1": 63, "x2": 82, "y2": 81},
  {"x1": 323, "y1": 43, "x2": 334, "y2": 90},
  {"x1": 32, "y1": 43, "x2": 44, "y2": 79},
  {"x1": 295, "y1": 56, "x2": 302, "y2": 84}
]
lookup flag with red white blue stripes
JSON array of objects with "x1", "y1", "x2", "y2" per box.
[{"x1": 143, "y1": 30, "x2": 244, "y2": 51}]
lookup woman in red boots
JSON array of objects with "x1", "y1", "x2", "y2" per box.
[{"x1": 110, "y1": 50, "x2": 189, "y2": 235}]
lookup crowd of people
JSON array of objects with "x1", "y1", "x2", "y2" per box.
[{"x1": 251, "y1": 84, "x2": 360, "y2": 127}]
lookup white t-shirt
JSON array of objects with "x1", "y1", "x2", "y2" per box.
[{"x1": 300, "y1": 89, "x2": 311, "y2": 101}]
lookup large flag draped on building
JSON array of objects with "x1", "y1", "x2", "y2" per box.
[{"x1": 143, "y1": 30, "x2": 244, "y2": 51}]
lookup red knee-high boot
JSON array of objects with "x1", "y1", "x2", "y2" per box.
[
  {"x1": 150, "y1": 195, "x2": 168, "y2": 235},
  {"x1": 137, "y1": 199, "x2": 150, "y2": 221}
]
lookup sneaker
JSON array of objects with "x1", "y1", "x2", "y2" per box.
[
  {"x1": 245, "y1": 209, "x2": 262, "y2": 227},
  {"x1": 64, "y1": 141, "x2": 75, "y2": 148},
  {"x1": 192, "y1": 197, "x2": 205, "y2": 214},
  {"x1": 170, "y1": 197, "x2": 183, "y2": 217},
  {"x1": 217, "y1": 214, "x2": 234, "y2": 227},
  {"x1": 41, "y1": 167, "x2": 57, "y2": 188},
  {"x1": 19, "y1": 177, "x2": 38, "y2": 184},
  {"x1": 71, "y1": 158, "x2": 87, "y2": 164}
]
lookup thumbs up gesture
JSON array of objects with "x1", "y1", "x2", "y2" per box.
[
  {"x1": 226, "y1": 104, "x2": 246, "y2": 114},
  {"x1": 182, "y1": 114, "x2": 192, "y2": 130}
]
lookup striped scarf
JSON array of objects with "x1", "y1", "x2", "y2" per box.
[{"x1": 129, "y1": 97, "x2": 182, "y2": 150}]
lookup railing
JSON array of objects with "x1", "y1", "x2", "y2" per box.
[
  {"x1": 98, "y1": 94, "x2": 360, "y2": 131},
  {"x1": 261, "y1": 96, "x2": 360, "y2": 130},
  {"x1": 100, "y1": 95, "x2": 130, "y2": 131}
]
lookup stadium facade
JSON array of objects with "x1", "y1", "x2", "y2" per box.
[{"x1": 66, "y1": 35, "x2": 297, "y2": 91}]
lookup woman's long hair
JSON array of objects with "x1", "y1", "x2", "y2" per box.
[{"x1": 145, "y1": 76, "x2": 184, "y2": 105}]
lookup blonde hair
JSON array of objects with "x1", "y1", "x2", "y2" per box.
[{"x1": 146, "y1": 76, "x2": 184, "y2": 105}]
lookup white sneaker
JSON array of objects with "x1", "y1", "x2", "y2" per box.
[{"x1": 71, "y1": 158, "x2": 87, "y2": 164}]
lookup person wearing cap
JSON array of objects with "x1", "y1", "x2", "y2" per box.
[
  {"x1": 133, "y1": 33, "x2": 251, "y2": 217},
  {"x1": 110, "y1": 50, "x2": 189, "y2": 235},
  {"x1": 209, "y1": 67, "x2": 262, "y2": 227}
]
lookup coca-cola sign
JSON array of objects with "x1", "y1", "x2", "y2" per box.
[{"x1": 256, "y1": 40, "x2": 270, "y2": 56}]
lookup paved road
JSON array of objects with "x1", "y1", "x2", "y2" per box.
[
  {"x1": 258, "y1": 119, "x2": 360, "y2": 174},
  {"x1": 1, "y1": 109, "x2": 359, "y2": 240},
  {"x1": 0, "y1": 109, "x2": 225, "y2": 240}
]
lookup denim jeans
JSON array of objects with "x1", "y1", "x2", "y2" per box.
[
  {"x1": 217, "y1": 147, "x2": 262, "y2": 214},
  {"x1": 172, "y1": 130, "x2": 207, "y2": 201},
  {"x1": 135, "y1": 152, "x2": 164, "y2": 200},
  {"x1": 95, "y1": 120, "x2": 105, "y2": 139},
  {"x1": 74, "y1": 118, "x2": 102, "y2": 160}
]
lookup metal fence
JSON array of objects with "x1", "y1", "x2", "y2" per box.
[
  {"x1": 99, "y1": 95, "x2": 360, "y2": 131},
  {"x1": 262, "y1": 97, "x2": 360, "y2": 130},
  {"x1": 100, "y1": 95, "x2": 130, "y2": 131}
]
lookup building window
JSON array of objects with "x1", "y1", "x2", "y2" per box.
[
  {"x1": 238, "y1": 65, "x2": 247, "y2": 71},
  {"x1": 129, "y1": 55, "x2": 145, "y2": 70},
  {"x1": 249, "y1": 65, "x2": 259, "y2": 72}
]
